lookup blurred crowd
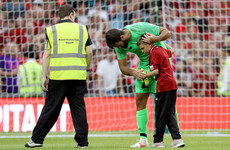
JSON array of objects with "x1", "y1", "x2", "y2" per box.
[
  {"x1": 0, "y1": 0, "x2": 229, "y2": 97},
  {"x1": 164, "y1": 0, "x2": 230, "y2": 97}
]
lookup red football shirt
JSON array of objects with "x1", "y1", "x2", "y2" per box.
[{"x1": 148, "y1": 45, "x2": 177, "y2": 93}]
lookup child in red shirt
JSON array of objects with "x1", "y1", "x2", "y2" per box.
[{"x1": 137, "y1": 33, "x2": 185, "y2": 148}]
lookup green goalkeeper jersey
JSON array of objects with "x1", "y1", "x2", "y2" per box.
[
  {"x1": 115, "y1": 22, "x2": 167, "y2": 71},
  {"x1": 115, "y1": 22, "x2": 167, "y2": 93}
]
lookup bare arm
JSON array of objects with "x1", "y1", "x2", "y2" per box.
[
  {"x1": 86, "y1": 45, "x2": 93, "y2": 70},
  {"x1": 158, "y1": 27, "x2": 171, "y2": 42},
  {"x1": 0, "y1": 69, "x2": 18, "y2": 76},
  {"x1": 97, "y1": 75, "x2": 104, "y2": 97},
  {"x1": 146, "y1": 69, "x2": 159, "y2": 78},
  {"x1": 42, "y1": 49, "x2": 50, "y2": 79},
  {"x1": 118, "y1": 59, "x2": 134, "y2": 76},
  {"x1": 42, "y1": 49, "x2": 50, "y2": 91},
  {"x1": 117, "y1": 74, "x2": 125, "y2": 96},
  {"x1": 142, "y1": 27, "x2": 171, "y2": 44},
  {"x1": 118, "y1": 59, "x2": 146, "y2": 80},
  {"x1": 163, "y1": 42, "x2": 174, "y2": 54}
]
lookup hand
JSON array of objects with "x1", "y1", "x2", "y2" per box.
[
  {"x1": 200, "y1": 90, "x2": 206, "y2": 97},
  {"x1": 119, "y1": 90, "x2": 125, "y2": 97},
  {"x1": 12, "y1": 69, "x2": 18, "y2": 76},
  {"x1": 133, "y1": 69, "x2": 147, "y2": 80},
  {"x1": 42, "y1": 77, "x2": 49, "y2": 92},
  {"x1": 99, "y1": 91, "x2": 105, "y2": 97},
  {"x1": 142, "y1": 32, "x2": 159, "y2": 44}
]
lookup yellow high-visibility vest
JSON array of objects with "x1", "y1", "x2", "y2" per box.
[
  {"x1": 46, "y1": 22, "x2": 88, "y2": 80},
  {"x1": 19, "y1": 61, "x2": 43, "y2": 97}
]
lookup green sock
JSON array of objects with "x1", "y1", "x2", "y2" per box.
[
  {"x1": 175, "y1": 109, "x2": 179, "y2": 127},
  {"x1": 136, "y1": 108, "x2": 148, "y2": 139}
]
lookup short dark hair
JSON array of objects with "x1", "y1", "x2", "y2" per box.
[
  {"x1": 137, "y1": 34, "x2": 148, "y2": 46},
  {"x1": 108, "y1": 48, "x2": 114, "y2": 53},
  {"x1": 58, "y1": 5, "x2": 75, "y2": 19},
  {"x1": 222, "y1": 46, "x2": 230, "y2": 53},
  {"x1": 24, "y1": 45, "x2": 36, "y2": 59},
  {"x1": 105, "y1": 29, "x2": 124, "y2": 48}
]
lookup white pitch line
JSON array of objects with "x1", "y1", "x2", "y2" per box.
[{"x1": 0, "y1": 134, "x2": 230, "y2": 138}]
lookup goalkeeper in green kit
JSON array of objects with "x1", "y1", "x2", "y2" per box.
[{"x1": 105, "y1": 22, "x2": 179, "y2": 148}]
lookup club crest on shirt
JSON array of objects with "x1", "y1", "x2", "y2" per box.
[{"x1": 150, "y1": 65, "x2": 154, "y2": 70}]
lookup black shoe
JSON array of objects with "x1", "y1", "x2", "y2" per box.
[
  {"x1": 75, "y1": 145, "x2": 88, "y2": 148},
  {"x1": 25, "y1": 140, "x2": 43, "y2": 148}
]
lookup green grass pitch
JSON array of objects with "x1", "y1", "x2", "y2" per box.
[{"x1": 0, "y1": 132, "x2": 230, "y2": 150}]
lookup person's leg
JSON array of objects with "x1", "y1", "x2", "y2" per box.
[
  {"x1": 166, "y1": 90, "x2": 181, "y2": 140},
  {"x1": 153, "y1": 92, "x2": 169, "y2": 143},
  {"x1": 105, "y1": 89, "x2": 116, "y2": 96},
  {"x1": 130, "y1": 78, "x2": 153, "y2": 147},
  {"x1": 105, "y1": 90, "x2": 111, "y2": 96},
  {"x1": 130, "y1": 92, "x2": 150, "y2": 147},
  {"x1": 66, "y1": 80, "x2": 88, "y2": 147},
  {"x1": 136, "y1": 93, "x2": 149, "y2": 139},
  {"x1": 31, "y1": 80, "x2": 66, "y2": 144},
  {"x1": 167, "y1": 90, "x2": 185, "y2": 148},
  {"x1": 175, "y1": 109, "x2": 179, "y2": 126}
]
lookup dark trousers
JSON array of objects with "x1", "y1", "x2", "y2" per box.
[
  {"x1": 31, "y1": 80, "x2": 88, "y2": 146},
  {"x1": 154, "y1": 90, "x2": 181, "y2": 143}
]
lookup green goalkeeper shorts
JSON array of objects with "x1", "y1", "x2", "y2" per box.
[{"x1": 135, "y1": 77, "x2": 157, "y2": 94}]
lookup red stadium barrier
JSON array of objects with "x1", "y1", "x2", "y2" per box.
[{"x1": 0, "y1": 97, "x2": 229, "y2": 132}]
